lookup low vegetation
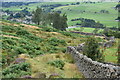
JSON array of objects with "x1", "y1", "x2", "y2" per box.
[{"x1": 1, "y1": 21, "x2": 86, "y2": 78}]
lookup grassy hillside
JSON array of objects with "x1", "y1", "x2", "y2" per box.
[
  {"x1": 1, "y1": 20, "x2": 86, "y2": 78},
  {"x1": 1, "y1": 20, "x2": 118, "y2": 78}
]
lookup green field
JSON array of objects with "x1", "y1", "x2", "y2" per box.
[
  {"x1": 53, "y1": 2, "x2": 118, "y2": 27},
  {"x1": 67, "y1": 27, "x2": 103, "y2": 33},
  {"x1": 2, "y1": 2, "x2": 118, "y2": 28}
]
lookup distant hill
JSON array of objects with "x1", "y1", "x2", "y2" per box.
[{"x1": 1, "y1": 0, "x2": 119, "y2": 2}]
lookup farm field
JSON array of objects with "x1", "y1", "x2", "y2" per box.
[
  {"x1": 53, "y1": 2, "x2": 118, "y2": 27},
  {"x1": 67, "y1": 27, "x2": 103, "y2": 33},
  {"x1": 103, "y1": 39, "x2": 119, "y2": 63},
  {"x1": 2, "y1": 2, "x2": 118, "y2": 28}
]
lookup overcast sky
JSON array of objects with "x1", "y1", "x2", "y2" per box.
[{"x1": 1, "y1": 0, "x2": 119, "y2": 2}]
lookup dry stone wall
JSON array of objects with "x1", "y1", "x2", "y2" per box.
[
  {"x1": 67, "y1": 46, "x2": 120, "y2": 78},
  {"x1": 66, "y1": 36, "x2": 120, "y2": 78}
]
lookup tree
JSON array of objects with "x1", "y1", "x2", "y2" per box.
[
  {"x1": 32, "y1": 8, "x2": 68, "y2": 30},
  {"x1": 46, "y1": 13, "x2": 53, "y2": 26},
  {"x1": 52, "y1": 12, "x2": 68, "y2": 31},
  {"x1": 83, "y1": 37, "x2": 104, "y2": 62},
  {"x1": 52, "y1": 12, "x2": 61, "y2": 30},
  {"x1": 60, "y1": 13, "x2": 68, "y2": 31},
  {"x1": 32, "y1": 7, "x2": 43, "y2": 25},
  {"x1": 93, "y1": 28, "x2": 100, "y2": 34}
]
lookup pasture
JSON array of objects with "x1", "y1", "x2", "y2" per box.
[
  {"x1": 2, "y1": 2, "x2": 118, "y2": 28},
  {"x1": 54, "y1": 2, "x2": 118, "y2": 27}
]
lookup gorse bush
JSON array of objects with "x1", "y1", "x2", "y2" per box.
[
  {"x1": 2, "y1": 38, "x2": 18, "y2": 50},
  {"x1": 16, "y1": 29, "x2": 44, "y2": 42},
  {"x1": 16, "y1": 30, "x2": 30, "y2": 36},
  {"x1": 35, "y1": 50, "x2": 44, "y2": 55},
  {"x1": 2, "y1": 25, "x2": 22, "y2": 33},
  {"x1": 14, "y1": 47, "x2": 27, "y2": 54},
  {"x1": 48, "y1": 37, "x2": 66, "y2": 46},
  {"x1": 3, "y1": 39, "x2": 17, "y2": 46},
  {"x1": 60, "y1": 31, "x2": 73, "y2": 37},
  {"x1": 2, "y1": 25, "x2": 17, "y2": 32},
  {"x1": 2, "y1": 36, "x2": 44, "y2": 57},
  {"x1": 27, "y1": 35, "x2": 44, "y2": 42},
  {"x1": 59, "y1": 31, "x2": 80, "y2": 38},
  {"x1": 47, "y1": 60, "x2": 65, "y2": 69},
  {"x1": 2, "y1": 62, "x2": 31, "y2": 78},
  {"x1": 41, "y1": 27, "x2": 59, "y2": 32}
]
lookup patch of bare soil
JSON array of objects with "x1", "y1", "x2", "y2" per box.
[
  {"x1": 21, "y1": 24, "x2": 39, "y2": 29},
  {"x1": 47, "y1": 32, "x2": 60, "y2": 35},
  {"x1": 2, "y1": 35, "x2": 20, "y2": 39}
]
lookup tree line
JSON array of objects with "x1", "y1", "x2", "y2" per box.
[
  {"x1": 2, "y1": 2, "x2": 37, "y2": 7},
  {"x1": 32, "y1": 7, "x2": 68, "y2": 31}
]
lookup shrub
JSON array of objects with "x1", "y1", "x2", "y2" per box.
[
  {"x1": 16, "y1": 30, "x2": 30, "y2": 36},
  {"x1": 41, "y1": 27, "x2": 59, "y2": 32},
  {"x1": 3, "y1": 39, "x2": 17, "y2": 46},
  {"x1": 2, "y1": 25, "x2": 16, "y2": 32},
  {"x1": 14, "y1": 47, "x2": 27, "y2": 54},
  {"x1": 35, "y1": 50, "x2": 44, "y2": 55},
  {"x1": 45, "y1": 45, "x2": 58, "y2": 53},
  {"x1": 2, "y1": 62, "x2": 31, "y2": 78},
  {"x1": 27, "y1": 35, "x2": 44, "y2": 42},
  {"x1": 18, "y1": 39, "x2": 30, "y2": 45},
  {"x1": 83, "y1": 37, "x2": 104, "y2": 62},
  {"x1": 47, "y1": 60, "x2": 65, "y2": 69},
  {"x1": 19, "y1": 25, "x2": 25, "y2": 27},
  {"x1": 4, "y1": 73, "x2": 18, "y2": 78},
  {"x1": 59, "y1": 31, "x2": 80, "y2": 38},
  {"x1": 59, "y1": 31, "x2": 72, "y2": 36},
  {"x1": 2, "y1": 25, "x2": 22, "y2": 33},
  {"x1": 48, "y1": 37, "x2": 66, "y2": 46},
  {"x1": 20, "y1": 44, "x2": 34, "y2": 51}
]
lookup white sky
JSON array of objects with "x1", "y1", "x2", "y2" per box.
[{"x1": 1, "y1": 0, "x2": 119, "y2": 2}]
